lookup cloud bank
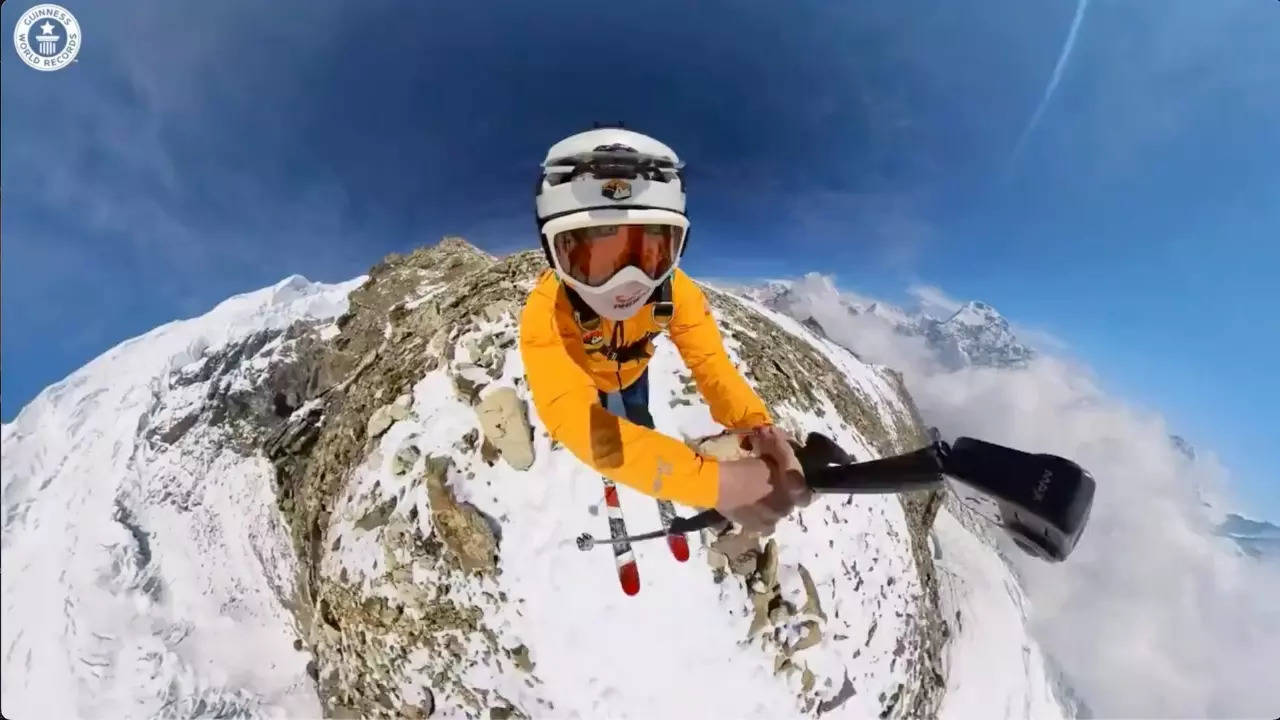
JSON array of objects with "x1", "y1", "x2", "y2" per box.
[{"x1": 784, "y1": 273, "x2": 1280, "y2": 718}]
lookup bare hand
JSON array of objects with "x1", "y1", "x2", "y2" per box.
[{"x1": 714, "y1": 426, "x2": 811, "y2": 534}]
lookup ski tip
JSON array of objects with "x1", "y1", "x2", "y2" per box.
[
  {"x1": 619, "y1": 562, "x2": 641, "y2": 596},
  {"x1": 667, "y1": 535, "x2": 691, "y2": 562}
]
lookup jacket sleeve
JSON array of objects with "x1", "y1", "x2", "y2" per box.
[
  {"x1": 668, "y1": 271, "x2": 773, "y2": 430},
  {"x1": 519, "y1": 278, "x2": 721, "y2": 508}
]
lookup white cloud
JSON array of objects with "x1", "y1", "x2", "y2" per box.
[
  {"x1": 783, "y1": 279, "x2": 1280, "y2": 718},
  {"x1": 906, "y1": 283, "x2": 962, "y2": 317},
  {"x1": 1011, "y1": 323, "x2": 1071, "y2": 353}
]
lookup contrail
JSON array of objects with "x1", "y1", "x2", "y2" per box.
[{"x1": 1008, "y1": 0, "x2": 1091, "y2": 168}]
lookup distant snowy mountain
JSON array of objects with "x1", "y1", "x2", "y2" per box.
[
  {"x1": 3, "y1": 240, "x2": 1070, "y2": 719},
  {"x1": 1218, "y1": 513, "x2": 1280, "y2": 539},
  {"x1": 1169, "y1": 434, "x2": 1197, "y2": 461},
  {"x1": 745, "y1": 277, "x2": 1035, "y2": 371},
  {"x1": 913, "y1": 301, "x2": 1035, "y2": 370},
  {"x1": 1216, "y1": 513, "x2": 1280, "y2": 561}
]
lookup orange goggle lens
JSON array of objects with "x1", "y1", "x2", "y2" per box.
[{"x1": 552, "y1": 224, "x2": 684, "y2": 287}]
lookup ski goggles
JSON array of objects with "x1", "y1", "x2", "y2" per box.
[{"x1": 548, "y1": 222, "x2": 686, "y2": 288}]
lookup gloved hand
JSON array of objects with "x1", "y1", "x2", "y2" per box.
[{"x1": 714, "y1": 426, "x2": 811, "y2": 534}]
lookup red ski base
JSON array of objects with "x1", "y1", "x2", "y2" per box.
[
  {"x1": 666, "y1": 534, "x2": 690, "y2": 562},
  {"x1": 618, "y1": 561, "x2": 641, "y2": 596}
]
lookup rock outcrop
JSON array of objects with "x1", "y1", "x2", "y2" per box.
[
  {"x1": 2, "y1": 235, "x2": 1057, "y2": 720},
  {"x1": 251, "y1": 236, "x2": 947, "y2": 718},
  {"x1": 475, "y1": 388, "x2": 534, "y2": 471}
]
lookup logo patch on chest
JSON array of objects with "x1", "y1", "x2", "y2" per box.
[{"x1": 582, "y1": 327, "x2": 605, "y2": 349}]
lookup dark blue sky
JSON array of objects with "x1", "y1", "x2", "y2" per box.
[{"x1": 3, "y1": 0, "x2": 1277, "y2": 512}]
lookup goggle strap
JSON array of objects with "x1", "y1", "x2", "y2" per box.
[
  {"x1": 652, "y1": 277, "x2": 674, "y2": 328},
  {"x1": 652, "y1": 302, "x2": 673, "y2": 328}
]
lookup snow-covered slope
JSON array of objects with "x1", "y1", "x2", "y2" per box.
[
  {"x1": 2, "y1": 238, "x2": 1067, "y2": 719},
  {"x1": 2, "y1": 275, "x2": 363, "y2": 719},
  {"x1": 931, "y1": 507, "x2": 1074, "y2": 719}
]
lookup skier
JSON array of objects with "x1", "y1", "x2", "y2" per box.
[{"x1": 519, "y1": 127, "x2": 810, "y2": 536}]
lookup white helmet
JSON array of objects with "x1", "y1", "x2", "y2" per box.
[{"x1": 535, "y1": 126, "x2": 689, "y2": 321}]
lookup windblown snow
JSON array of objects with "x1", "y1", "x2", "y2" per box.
[{"x1": 2, "y1": 258, "x2": 1066, "y2": 719}]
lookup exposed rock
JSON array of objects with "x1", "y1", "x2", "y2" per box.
[
  {"x1": 787, "y1": 620, "x2": 822, "y2": 655},
  {"x1": 356, "y1": 498, "x2": 397, "y2": 532},
  {"x1": 153, "y1": 411, "x2": 201, "y2": 445},
  {"x1": 768, "y1": 602, "x2": 794, "y2": 627},
  {"x1": 405, "y1": 690, "x2": 435, "y2": 720},
  {"x1": 476, "y1": 388, "x2": 534, "y2": 471},
  {"x1": 758, "y1": 538, "x2": 779, "y2": 589},
  {"x1": 710, "y1": 532, "x2": 760, "y2": 577},
  {"x1": 424, "y1": 455, "x2": 498, "y2": 573},
  {"x1": 458, "y1": 428, "x2": 480, "y2": 453},
  {"x1": 747, "y1": 591, "x2": 773, "y2": 639},
  {"x1": 797, "y1": 564, "x2": 827, "y2": 621},
  {"x1": 817, "y1": 672, "x2": 857, "y2": 714},
  {"x1": 389, "y1": 393, "x2": 412, "y2": 420},
  {"x1": 392, "y1": 439, "x2": 422, "y2": 476},
  {"x1": 366, "y1": 406, "x2": 396, "y2": 438},
  {"x1": 510, "y1": 644, "x2": 535, "y2": 673},
  {"x1": 706, "y1": 549, "x2": 728, "y2": 572},
  {"x1": 481, "y1": 301, "x2": 515, "y2": 323},
  {"x1": 453, "y1": 374, "x2": 486, "y2": 406}
]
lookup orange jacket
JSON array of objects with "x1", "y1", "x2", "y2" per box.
[{"x1": 519, "y1": 268, "x2": 772, "y2": 507}]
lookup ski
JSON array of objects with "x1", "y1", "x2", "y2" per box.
[
  {"x1": 601, "y1": 479, "x2": 641, "y2": 595},
  {"x1": 655, "y1": 499, "x2": 690, "y2": 562}
]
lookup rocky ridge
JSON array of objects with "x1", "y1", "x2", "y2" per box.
[{"x1": 241, "y1": 238, "x2": 946, "y2": 717}]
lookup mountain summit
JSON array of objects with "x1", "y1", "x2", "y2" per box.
[
  {"x1": 917, "y1": 300, "x2": 1035, "y2": 370},
  {"x1": 747, "y1": 277, "x2": 1036, "y2": 371},
  {"x1": 2, "y1": 239, "x2": 1068, "y2": 719}
]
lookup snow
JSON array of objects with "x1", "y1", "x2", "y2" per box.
[
  {"x1": 315, "y1": 288, "x2": 1050, "y2": 719},
  {"x1": 2, "y1": 275, "x2": 362, "y2": 719},
  {"x1": 3, "y1": 269, "x2": 1067, "y2": 719},
  {"x1": 861, "y1": 302, "x2": 914, "y2": 328},
  {"x1": 932, "y1": 509, "x2": 1067, "y2": 720},
  {"x1": 943, "y1": 301, "x2": 1000, "y2": 328},
  {"x1": 322, "y1": 316, "x2": 927, "y2": 718}
]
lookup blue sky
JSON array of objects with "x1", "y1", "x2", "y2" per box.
[{"x1": 3, "y1": 0, "x2": 1277, "y2": 516}]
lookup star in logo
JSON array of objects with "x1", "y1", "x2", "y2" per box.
[{"x1": 39, "y1": 22, "x2": 57, "y2": 35}]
